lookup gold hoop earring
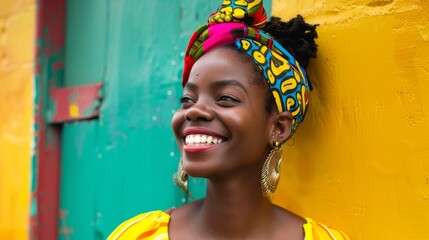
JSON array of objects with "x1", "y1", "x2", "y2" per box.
[
  {"x1": 261, "y1": 143, "x2": 282, "y2": 200},
  {"x1": 173, "y1": 158, "x2": 193, "y2": 199}
]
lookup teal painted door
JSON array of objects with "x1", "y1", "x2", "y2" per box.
[{"x1": 59, "y1": 1, "x2": 271, "y2": 239}]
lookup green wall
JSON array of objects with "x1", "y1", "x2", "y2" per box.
[{"x1": 59, "y1": 1, "x2": 271, "y2": 239}]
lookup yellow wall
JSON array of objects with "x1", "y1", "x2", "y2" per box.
[
  {"x1": 0, "y1": 0, "x2": 35, "y2": 239},
  {"x1": 273, "y1": 0, "x2": 429, "y2": 239}
]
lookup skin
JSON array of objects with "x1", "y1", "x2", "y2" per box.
[{"x1": 170, "y1": 47, "x2": 306, "y2": 240}]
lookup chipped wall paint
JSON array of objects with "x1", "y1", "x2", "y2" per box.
[
  {"x1": 0, "y1": 0, "x2": 35, "y2": 239},
  {"x1": 32, "y1": 0, "x2": 66, "y2": 239},
  {"x1": 49, "y1": 83, "x2": 102, "y2": 123},
  {"x1": 272, "y1": 0, "x2": 429, "y2": 239}
]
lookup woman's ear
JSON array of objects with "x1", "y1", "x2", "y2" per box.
[{"x1": 270, "y1": 111, "x2": 293, "y2": 145}]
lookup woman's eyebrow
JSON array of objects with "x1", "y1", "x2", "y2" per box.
[
  {"x1": 210, "y1": 79, "x2": 247, "y2": 93},
  {"x1": 184, "y1": 82, "x2": 198, "y2": 91}
]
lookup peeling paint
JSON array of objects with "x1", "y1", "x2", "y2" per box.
[
  {"x1": 49, "y1": 83, "x2": 102, "y2": 123},
  {"x1": 32, "y1": 0, "x2": 66, "y2": 239},
  {"x1": 58, "y1": 209, "x2": 74, "y2": 240}
]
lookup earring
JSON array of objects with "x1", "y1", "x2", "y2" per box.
[
  {"x1": 261, "y1": 142, "x2": 283, "y2": 200},
  {"x1": 173, "y1": 158, "x2": 193, "y2": 199}
]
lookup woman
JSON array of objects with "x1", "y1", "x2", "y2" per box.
[{"x1": 108, "y1": 1, "x2": 350, "y2": 239}]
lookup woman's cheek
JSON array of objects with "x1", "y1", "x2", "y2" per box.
[{"x1": 171, "y1": 109, "x2": 185, "y2": 138}]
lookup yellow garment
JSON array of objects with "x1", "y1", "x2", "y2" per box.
[{"x1": 108, "y1": 211, "x2": 350, "y2": 240}]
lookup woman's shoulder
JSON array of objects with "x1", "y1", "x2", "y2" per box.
[
  {"x1": 106, "y1": 209, "x2": 350, "y2": 240},
  {"x1": 107, "y1": 210, "x2": 170, "y2": 240},
  {"x1": 303, "y1": 218, "x2": 350, "y2": 240}
]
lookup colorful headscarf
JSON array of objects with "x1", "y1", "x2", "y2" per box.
[{"x1": 183, "y1": 0, "x2": 311, "y2": 134}]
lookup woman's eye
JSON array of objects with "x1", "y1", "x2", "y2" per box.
[
  {"x1": 218, "y1": 95, "x2": 239, "y2": 102},
  {"x1": 217, "y1": 95, "x2": 240, "y2": 106},
  {"x1": 179, "y1": 97, "x2": 192, "y2": 103},
  {"x1": 179, "y1": 96, "x2": 195, "y2": 107}
]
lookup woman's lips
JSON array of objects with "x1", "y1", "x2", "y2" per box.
[
  {"x1": 182, "y1": 127, "x2": 227, "y2": 153},
  {"x1": 183, "y1": 144, "x2": 221, "y2": 153},
  {"x1": 185, "y1": 134, "x2": 224, "y2": 145}
]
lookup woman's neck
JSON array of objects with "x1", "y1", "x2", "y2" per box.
[
  {"x1": 194, "y1": 170, "x2": 276, "y2": 238},
  {"x1": 168, "y1": 167, "x2": 306, "y2": 240}
]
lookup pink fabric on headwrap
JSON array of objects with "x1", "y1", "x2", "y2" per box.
[
  {"x1": 204, "y1": 23, "x2": 248, "y2": 52},
  {"x1": 182, "y1": 0, "x2": 267, "y2": 83}
]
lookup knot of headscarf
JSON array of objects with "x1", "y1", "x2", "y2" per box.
[
  {"x1": 208, "y1": 0, "x2": 267, "y2": 28},
  {"x1": 182, "y1": 0, "x2": 311, "y2": 135}
]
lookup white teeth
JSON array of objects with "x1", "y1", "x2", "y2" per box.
[
  {"x1": 184, "y1": 134, "x2": 224, "y2": 145},
  {"x1": 185, "y1": 135, "x2": 194, "y2": 145}
]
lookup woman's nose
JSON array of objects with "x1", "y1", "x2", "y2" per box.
[{"x1": 184, "y1": 101, "x2": 215, "y2": 122}]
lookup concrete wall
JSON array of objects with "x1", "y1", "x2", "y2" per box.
[
  {"x1": 273, "y1": 0, "x2": 429, "y2": 239},
  {"x1": 0, "y1": 0, "x2": 35, "y2": 239}
]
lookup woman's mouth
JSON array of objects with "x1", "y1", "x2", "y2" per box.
[
  {"x1": 181, "y1": 127, "x2": 228, "y2": 153},
  {"x1": 185, "y1": 134, "x2": 225, "y2": 146}
]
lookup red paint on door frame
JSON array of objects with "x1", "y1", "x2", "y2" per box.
[
  {"x1": 50, "y1": 83, "x2": 103, "y2": 123},
  {"x1": 32, "y1": 0, "x2": 66, "y2": 239}
]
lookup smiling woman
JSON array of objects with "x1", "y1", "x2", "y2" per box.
[
  {"x1": 108, "y1": 0, "x2": 349, "y2": 239},
  {"x1": 174, "y1": 48, "x2": 273, "y2": 181}
]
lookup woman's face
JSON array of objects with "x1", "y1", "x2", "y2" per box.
[{"x1": 172, "y1": 47, "x2": 274, "y2": 178}]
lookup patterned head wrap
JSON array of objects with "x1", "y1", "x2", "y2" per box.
[{"x1": 183, "y1": 0, "x2": 311, "y2": 134}]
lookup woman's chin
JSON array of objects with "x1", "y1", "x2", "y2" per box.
[{"x1": 183, "y1": 166, "x2": 213, "y2": 179}]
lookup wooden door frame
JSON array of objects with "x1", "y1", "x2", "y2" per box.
[{"x1": 32, "y1": 0, "x2": 66, "y2": 239}]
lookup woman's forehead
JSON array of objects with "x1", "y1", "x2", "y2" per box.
[{"x1": 188, "y1": 48, "x2": 256, "y2": 83}]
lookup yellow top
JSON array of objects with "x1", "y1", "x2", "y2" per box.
[{"x1": 107, "y1": 210, "x2": 350, "y2": 240}]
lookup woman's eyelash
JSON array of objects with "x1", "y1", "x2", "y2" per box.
[
  {"x1": 218, "y1": 94, "x2": 239, "y2": 102},
  {"x1": 179, "y1": 95, "x2": 240, "y2": 104},
  {"x1": 179, "y1": 96, "x2": 193, "y2": 103}
]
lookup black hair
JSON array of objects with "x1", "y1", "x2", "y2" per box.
[
  {"x1": 263, "y1": 15, "x2": 318, "y2": 69},
  {"x1": 224, "y1": 15, "x2": 318, "y2": 113},
  {"x1": 257, "y1": 15, "x2": 318, "y2": 113}
]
